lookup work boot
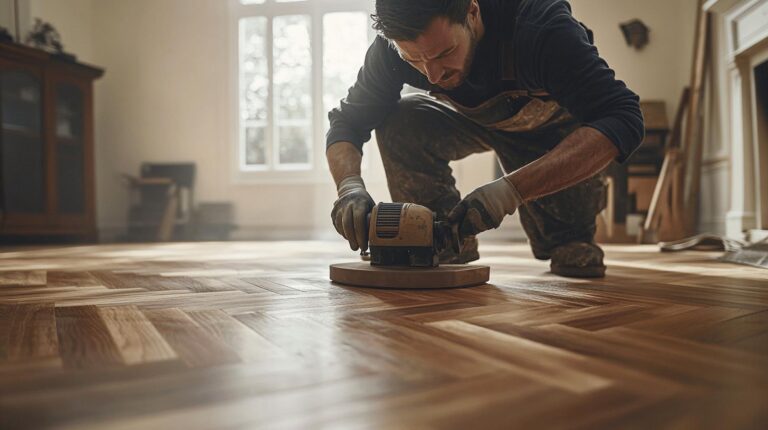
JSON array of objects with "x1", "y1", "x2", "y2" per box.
[
  {"x1": 549, "y1": 242, "x2": 606, "y2": 278},
  {"x1": 439, "y1": 236, "x2": 480, "y2": 264}
]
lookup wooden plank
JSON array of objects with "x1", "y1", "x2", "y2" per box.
[
  {"x1": 143, "y1": 309, "x2": 241, "y2": 368},
  {"x1": 643, "y1": 88, "x2": 690, "y2": 241},
  {"x1": 0, "y1": 271, "x2": 47, "y2": 286},
  {"x1": 46, "y1": 271, "x2": 101, "y2": 288},
  {"x1": 330, "y1": 262, "x2": 490, "y2": 289},
  {"x1": 0, "y1": 241, "x2": 765, "y2": 429},
  {"x1": 682, "y1": 1, "x2": 712, "y2": 234},
  {"x1": 0, "y1": 304, "x2": 59, "y2": 361},
  {"x1": 427, "y1": 320, "x2": 612, "y2": 393},
  {"x1": 55, "y1": 306, "x2": 124, "y2": 369},
  {"x1": 186, "y1": 309, "x2": 289, "y2": 364},
  {"x1": 98, "y1": 306, "x2": 177, "y2": 365}
]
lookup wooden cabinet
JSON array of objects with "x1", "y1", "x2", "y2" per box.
[{"x1": 0, "y1": 43, "x2": 103, "y2": 241}]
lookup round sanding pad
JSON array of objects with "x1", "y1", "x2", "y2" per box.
[{"x1": 330, "y1": 262, "x2": 490, "y2": 289}]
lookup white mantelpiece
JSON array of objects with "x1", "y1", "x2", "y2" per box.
[{"x1": 705, "y1": 0, "x2": 768, "y2": 240}]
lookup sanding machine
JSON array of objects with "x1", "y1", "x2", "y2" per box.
[
  {"x1": 330, "y1": 202, "x2": 490, "y2": 289},
  {"x1": 365, "y1": 202, "x2": 460, "y2": 268}
]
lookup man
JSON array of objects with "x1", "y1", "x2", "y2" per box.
[{"x1": 327, "y1": 0, "x2": 644, "y2": 278}]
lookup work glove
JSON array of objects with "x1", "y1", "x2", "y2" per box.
[
  {"x1": 331, "y1": 175, "x2": 375, "y2": 252},
  {"x1": 447, "y1": 176, "x2": 524, "y2": 239}
]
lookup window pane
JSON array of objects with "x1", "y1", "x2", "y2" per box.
[
  {"x1": 246, "y1": 127, "x2": 267, "y2": 165},
  {"x1": 323, "y1": 12, "x2": 369, "y2": 133},
  {"x1": 240, "y1": 0, "x2": 265, "y2": 4},
  {"x1": 240, "y1": 17, "x2": 268, "y2": 167},
  {"x1": 274, "y1": 15, "x2": 311, "y2": 166},
  {"x1": 240, "y1": 17, "x2": 268, "y2": 123},
  {"x1": 274, "y1": 15, "x2": 311, "y2": 121},
  {"x1": 56, "y1": 84, "x2": 85, "y2": 214},
  {"x1": 277, "y1": 126, "x2": 310, "y2": 164},
  {"x1": 1, "y1": 71, "x2": 45, "y2": 213},
  {"x1": 323, "y1": 12, "x2": 372, "y2": 169}
]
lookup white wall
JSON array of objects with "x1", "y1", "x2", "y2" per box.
[
  {"x1": 36, "y1": 0, "x2": 382, "y2": 240},
  {"x1": 0, "y1": 0, "x2": 15, "y2": 34},
  {"x1": 28, "y1": 0, "x2": 94, "y2": 62},
  {"x1": 1, "y1": 0, "x2": 31, "y2": 41},
  {"x1": 27, "y1": 0, "x2": 701, "y2": 241},
  {"x1": 569, "y1": 0, "x2": 731, "y2": 236},
  {"x1": 570, "y1": 0, "x2": 698, "y2": 128}
]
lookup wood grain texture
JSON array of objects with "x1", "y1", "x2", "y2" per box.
[
  {"x1": 0, "y1": 304, "x2": 58, "y2": 361},
  {"x1": 98, "y1": 306, "x2": 177, "y2": 365},
  {"x1": 330, "y1": 262, "x2": 490, "y2": 289},
  {"x1": 55, "y1": 305, "x2": 124, "y2": 369},
  {"x1": 0, "y1": 241, "x2": 766, "y2": 429}
]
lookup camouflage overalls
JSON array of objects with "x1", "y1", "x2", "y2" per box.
[{"x1": 375, "y1": 89, "x2": 606, "y2": 260}]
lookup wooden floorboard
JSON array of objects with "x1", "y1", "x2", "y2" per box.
[{"x1": 0, "y1": 241, "x2": 766, "y2": 429}]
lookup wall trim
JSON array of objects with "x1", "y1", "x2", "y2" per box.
[
  {"x1": 701, "y1": 156, "x2": 731, "y2": 167},
  {"x1": 726, "y1": 210, "x2": 757, "y2": 238},
  {"x1": 700, "y1": 218, "x2": 728, "y2": 235},
  {"x1": 748, "y1": 229, "x2": 768, "y2": 241}
]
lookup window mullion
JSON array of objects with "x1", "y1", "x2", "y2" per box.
[
  {"x1": 267, "y1": 16, "x2": 276, "y2": 169},
  {"x1": 311, "y1": 7, "x2": 324, "y2": 173}
]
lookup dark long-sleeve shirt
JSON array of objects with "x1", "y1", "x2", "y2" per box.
[{"x1": 326, "y1": 0, "x2": 644, "y2": 163}]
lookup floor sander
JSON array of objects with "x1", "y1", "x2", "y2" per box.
[{"x1": 330, "y1": 202, "x2": 490, "y2": 289}]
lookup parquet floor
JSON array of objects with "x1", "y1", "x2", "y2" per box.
[{"x1": 1, "y1": 241, "x2": 767, "y2": 429}]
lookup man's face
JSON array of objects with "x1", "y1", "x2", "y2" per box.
[{"x1": 394, "y1": 9, "x2": 482, "y2": 90}]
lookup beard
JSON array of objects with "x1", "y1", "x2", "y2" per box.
[{"x1": 438, "y1": 24, "x2": 480, "y2": 90}]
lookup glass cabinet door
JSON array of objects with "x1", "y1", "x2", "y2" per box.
[
  {"x1": 0, "y1": 70, "x2": 46, "y2": 214},
  {"x1": 54, "y1": 83, "x2": 86, "y2": 215}
]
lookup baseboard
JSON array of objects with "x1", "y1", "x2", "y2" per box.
[
  {"x1": 726, "y1": 211, "x2": 757, "y2": 240},
  {"x1": 96, "y1": 225, "x2": 126, "y2": 243},
  {"x1": 748, "y1": 229, "x2": 768, "y2": 242},
  {"x1": 699, "y1": 218, "x2": 727, "y2": 236}
]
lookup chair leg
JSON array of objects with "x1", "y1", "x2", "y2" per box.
[{"x1": 157, "y1": 185, "x2": 178, "y2": 242}]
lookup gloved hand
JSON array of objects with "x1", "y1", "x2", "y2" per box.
[
  {"x1": 331, "y1": 175, "x2": 375, "y2": 252},
  {"x1": 447, "y1": 175, "x2": 524, "y2": 239}
]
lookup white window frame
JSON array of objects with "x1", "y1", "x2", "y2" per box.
[{"x1": 230, "y1": 0, "x2": 376, "y2": 184}]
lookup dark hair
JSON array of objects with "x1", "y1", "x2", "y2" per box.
[{"x1": 371, "y1": 0, "x2": 473, "y2": 41}]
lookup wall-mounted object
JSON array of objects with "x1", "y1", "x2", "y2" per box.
[
  {"x1": 620, "y1": 19, "x2": 650, "y2": 50},
  {"x1": 25, "y1": 18, "x2": 76, "y2": 62}
]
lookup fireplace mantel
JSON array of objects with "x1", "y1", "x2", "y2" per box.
[{"x1": 705, "y1": 0, "x2": 768, "y2": 240}]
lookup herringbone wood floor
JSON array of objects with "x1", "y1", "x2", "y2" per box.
[{"x1": 0, "y1": 241, "x2": 767, "y2": 429}]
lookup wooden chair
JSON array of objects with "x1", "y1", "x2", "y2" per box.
[{"x1": 124, "y1": 163, "x2": 196, "y2": 242}]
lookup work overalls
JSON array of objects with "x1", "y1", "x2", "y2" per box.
[{"x1": 374, "y1": 42, "x2": 607, "y2": 260}]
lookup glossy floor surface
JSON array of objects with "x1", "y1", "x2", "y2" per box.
[{"x1": 1, "y1": 241, "x2": 767, "y2": 429}]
